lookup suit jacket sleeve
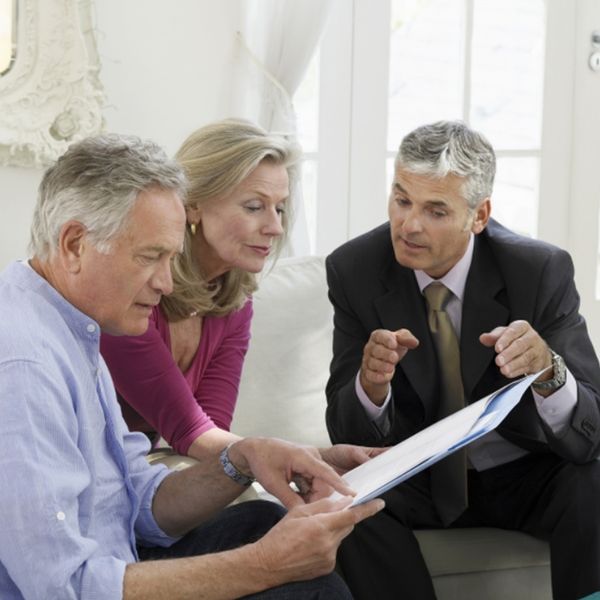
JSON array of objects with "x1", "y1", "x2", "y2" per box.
[
  {"x1": 325, "y1": 254, "x2": 397, "y2": 446},
  {"x1": 521, "y1": 247, "x2": 600, "y2": 463}
]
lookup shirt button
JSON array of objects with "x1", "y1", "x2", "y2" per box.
[
  {"x1": 56, "y1": 511, "x2": 66, "y2": 521},
  {"x1": 86, "y1": 324, "x2": 96, "y2": 333}
]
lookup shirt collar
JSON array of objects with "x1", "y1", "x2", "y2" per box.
[
  {"x1": 414, "y1": 233, "x2": 474, "y2": 302},
  {"x1": 8, "y1": 260, "x2": 101, "y2": 345}
]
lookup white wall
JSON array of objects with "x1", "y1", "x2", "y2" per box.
[
  {"x1": 94, "y1": 0, "x2": 242, "y2": 156},
  {"x1": 0, "y1": 165, "x2": 41, "y2": 264},
  {"x1": 0, "y1": 0, "x2": 243, "y2": 269}
]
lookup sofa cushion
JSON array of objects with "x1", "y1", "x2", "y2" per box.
[
  {"x1": 232, "y1": 256, "x2": 333, "y2": 448},
  {"x1": 415, "y1": 528, "x2": 549, "y2": 576}
]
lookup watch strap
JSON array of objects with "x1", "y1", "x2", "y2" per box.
[
  {"x1": 531, "y1": 349, "x2": 566, "y2": 392},
  {"x1": 219, "y1": 443, "x2": 255, "y2": 487}
]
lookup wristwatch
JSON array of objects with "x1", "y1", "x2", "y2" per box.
[
  {"x1": 219, "y1": 443, "x2": 255, "y2": 487},
  {"x1": 531, "y1": 349, "x2": 567, "y2": 393}
]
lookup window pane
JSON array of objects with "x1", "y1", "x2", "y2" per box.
[
  {"x1": 0, "y1": 0, "x2": 16, "y2": 75},
  {"x1": 492, "y1": 157, "x2": 538, "y2": 238},
  {"x1": 470, "y1": 0, "x2": 545, "y2": 150},
  {"x1": 294, "y1": 52, "x2": 319, "y2": 254},
  {"x1": 301, "y1": 158, "x2": 318, "y2": 254},
  {"x1": 387, "y1": 0, "x2": 465, "y2": 151},
  {"x1": 294, "y1": 50, "x2": 319, "y2": 154}
]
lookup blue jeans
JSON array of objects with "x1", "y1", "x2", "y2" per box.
[{"x1": 138, "y1": 500, "x2": 352, "y2": 599}]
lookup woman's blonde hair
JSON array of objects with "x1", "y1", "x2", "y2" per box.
[{"x1": 161, "y1": 118, "x2": 301, "y2": 321}]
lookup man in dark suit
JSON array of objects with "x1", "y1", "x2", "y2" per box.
[{"x1": 325, "y1": 121, "x2": 600, "y2": 600}]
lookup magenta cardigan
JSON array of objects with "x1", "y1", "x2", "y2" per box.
[{"x1": 100, "y1": 300, "x2": 252, "y2": 455}]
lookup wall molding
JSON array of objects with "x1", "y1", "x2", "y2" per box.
[{"x1": 0, "y1": 0, "x2": 104, "y2": 168}]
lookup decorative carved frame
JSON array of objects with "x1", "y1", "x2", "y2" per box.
[{"x1": 0, "y1": 0, "x2": 104, "y2": 167}]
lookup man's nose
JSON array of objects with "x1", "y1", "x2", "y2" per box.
[
  {"x1": 400, "y1": 209, "x2": 423, "y2": 234},
  {"x1": 152, "y1": 259, "x2": 174, "y2": 296}
]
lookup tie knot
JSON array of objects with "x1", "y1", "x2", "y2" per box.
[{"x1": 424, "y1": 282, "x2": 452, "y2": 312}]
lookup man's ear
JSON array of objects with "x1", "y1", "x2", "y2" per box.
[
  {"x1": 57, "y1": 221, "x2": 88, "y2": 273},
  {"x1": 471, "y1": 198, "x2": 491, "y2": 234}
]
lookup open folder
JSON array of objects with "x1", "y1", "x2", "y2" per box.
[{"x1": 331, "y1": 370, "x2": 545, "y2": 506}]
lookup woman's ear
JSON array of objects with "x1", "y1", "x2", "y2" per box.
[
  {"x1": 471, "y1": 198, "x2": 491, "y2": 234},
  {"x1": 57, "y1": 221, "x2": 87, "y2": 273},
  {"x1": 186, "y1": 204, "x2": 202, "y2": 226}
]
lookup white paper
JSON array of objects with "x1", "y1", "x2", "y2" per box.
[{"x1": 332, "y1": 370, "x2": 545, "y2": 506}]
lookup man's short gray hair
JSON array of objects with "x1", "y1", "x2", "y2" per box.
[
  {"x1": 395, "y1": 121, "x2": 496, "y2": 209},
  {"x1": 30, "y1": 133, "x2": 187, "y2": 259}
]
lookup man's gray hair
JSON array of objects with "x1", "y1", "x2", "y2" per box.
[
  {"x1": 30, "y1": 133, "x2": 187, "y2": 259},
  {"x1": 396, "y1": 121, "x2": 496, "y2": 209}
]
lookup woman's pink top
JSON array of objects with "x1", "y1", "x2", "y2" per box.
[{"x1": 100, "y1": 300, "x2": 253, "y2": 455}]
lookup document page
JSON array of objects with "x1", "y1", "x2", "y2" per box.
[{"x1": 332, "y1": 371, "x2": 545, "y2": 506}]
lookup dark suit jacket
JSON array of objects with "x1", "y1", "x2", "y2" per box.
[{"x1": 326, "y1": 219, "x2": 600, "y2": 463}]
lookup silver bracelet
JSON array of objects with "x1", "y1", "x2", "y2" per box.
[{"x1": 219, "y1": 442, "x2": 255, "y2": 487}]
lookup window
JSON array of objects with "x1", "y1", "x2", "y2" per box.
[
  {"x1": 294, "y1": 0, "x2": 600, "y2": 348},
  {"x1": 387, "y1": 0, "x2": 546, "y2": 239},
  {"x1": 294, "y1": 51, "x2": 320, "y2": 254},
  {"x1": 295, "y1": 0, "x2": 547, "y2": 254}
]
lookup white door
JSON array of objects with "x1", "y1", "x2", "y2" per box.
[{"x1": 556, "y1": 0, "x2": 600, "y2": 354}]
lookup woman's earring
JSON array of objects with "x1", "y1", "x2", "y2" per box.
[{"x1": 190, "y1": 223, "x2": 197, "y2": 236}]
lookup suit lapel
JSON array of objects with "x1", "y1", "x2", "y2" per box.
[
  {"x1": 461, "y1": 233, "x2": 510, "y2": 399},
  {"x1": 373, "y1": 258, "x2": 439, "y2": 421},
  {"x1": 371, "y1": 232, "x2": 510, "y2": 414}
]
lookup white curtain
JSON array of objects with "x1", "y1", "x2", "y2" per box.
[{"x1": 232, "y1": 0, "x2": 334, "y2": 256}]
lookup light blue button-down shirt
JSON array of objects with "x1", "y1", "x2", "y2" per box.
[{"x1": 0, "y1": 261, "x2": 177, "y2": 599}]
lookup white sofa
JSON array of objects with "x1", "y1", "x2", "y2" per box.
[{"x1": 232, "y1": 255, "x2": 552, "y2": 600}]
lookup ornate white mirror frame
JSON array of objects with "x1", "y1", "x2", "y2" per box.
[{"x1": 0, "y1": 0, "x2": 104, "y2": 168}]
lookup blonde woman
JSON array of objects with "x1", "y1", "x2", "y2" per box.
[{"x1": 101, "y1": 119, "x2": 299, "y2": 460}]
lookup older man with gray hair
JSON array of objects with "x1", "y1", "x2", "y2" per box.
[
  {"x1": 326, "y1": 120, "x2": 600, "y2": 600},
  {"x1": 0, "y1": 134, "x2": 383, "y2": 599}
]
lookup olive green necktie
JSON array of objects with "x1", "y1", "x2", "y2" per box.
[{"x1": 424, "y1": 282, "x2": 468, "y2": 525}]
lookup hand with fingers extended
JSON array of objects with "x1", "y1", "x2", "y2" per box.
[
  {"x1": 479, "y1": 319, "x2": 552, "y2": 381},
  {"x1": 228, "y1": 438, "x2": 357, "y2": 508},
  {"x1": 360, "y1": 328, "x2": 420, "y2": 405},
  {"x1": 250, "y1": 496, "x2": 385, "y2": 586}
]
